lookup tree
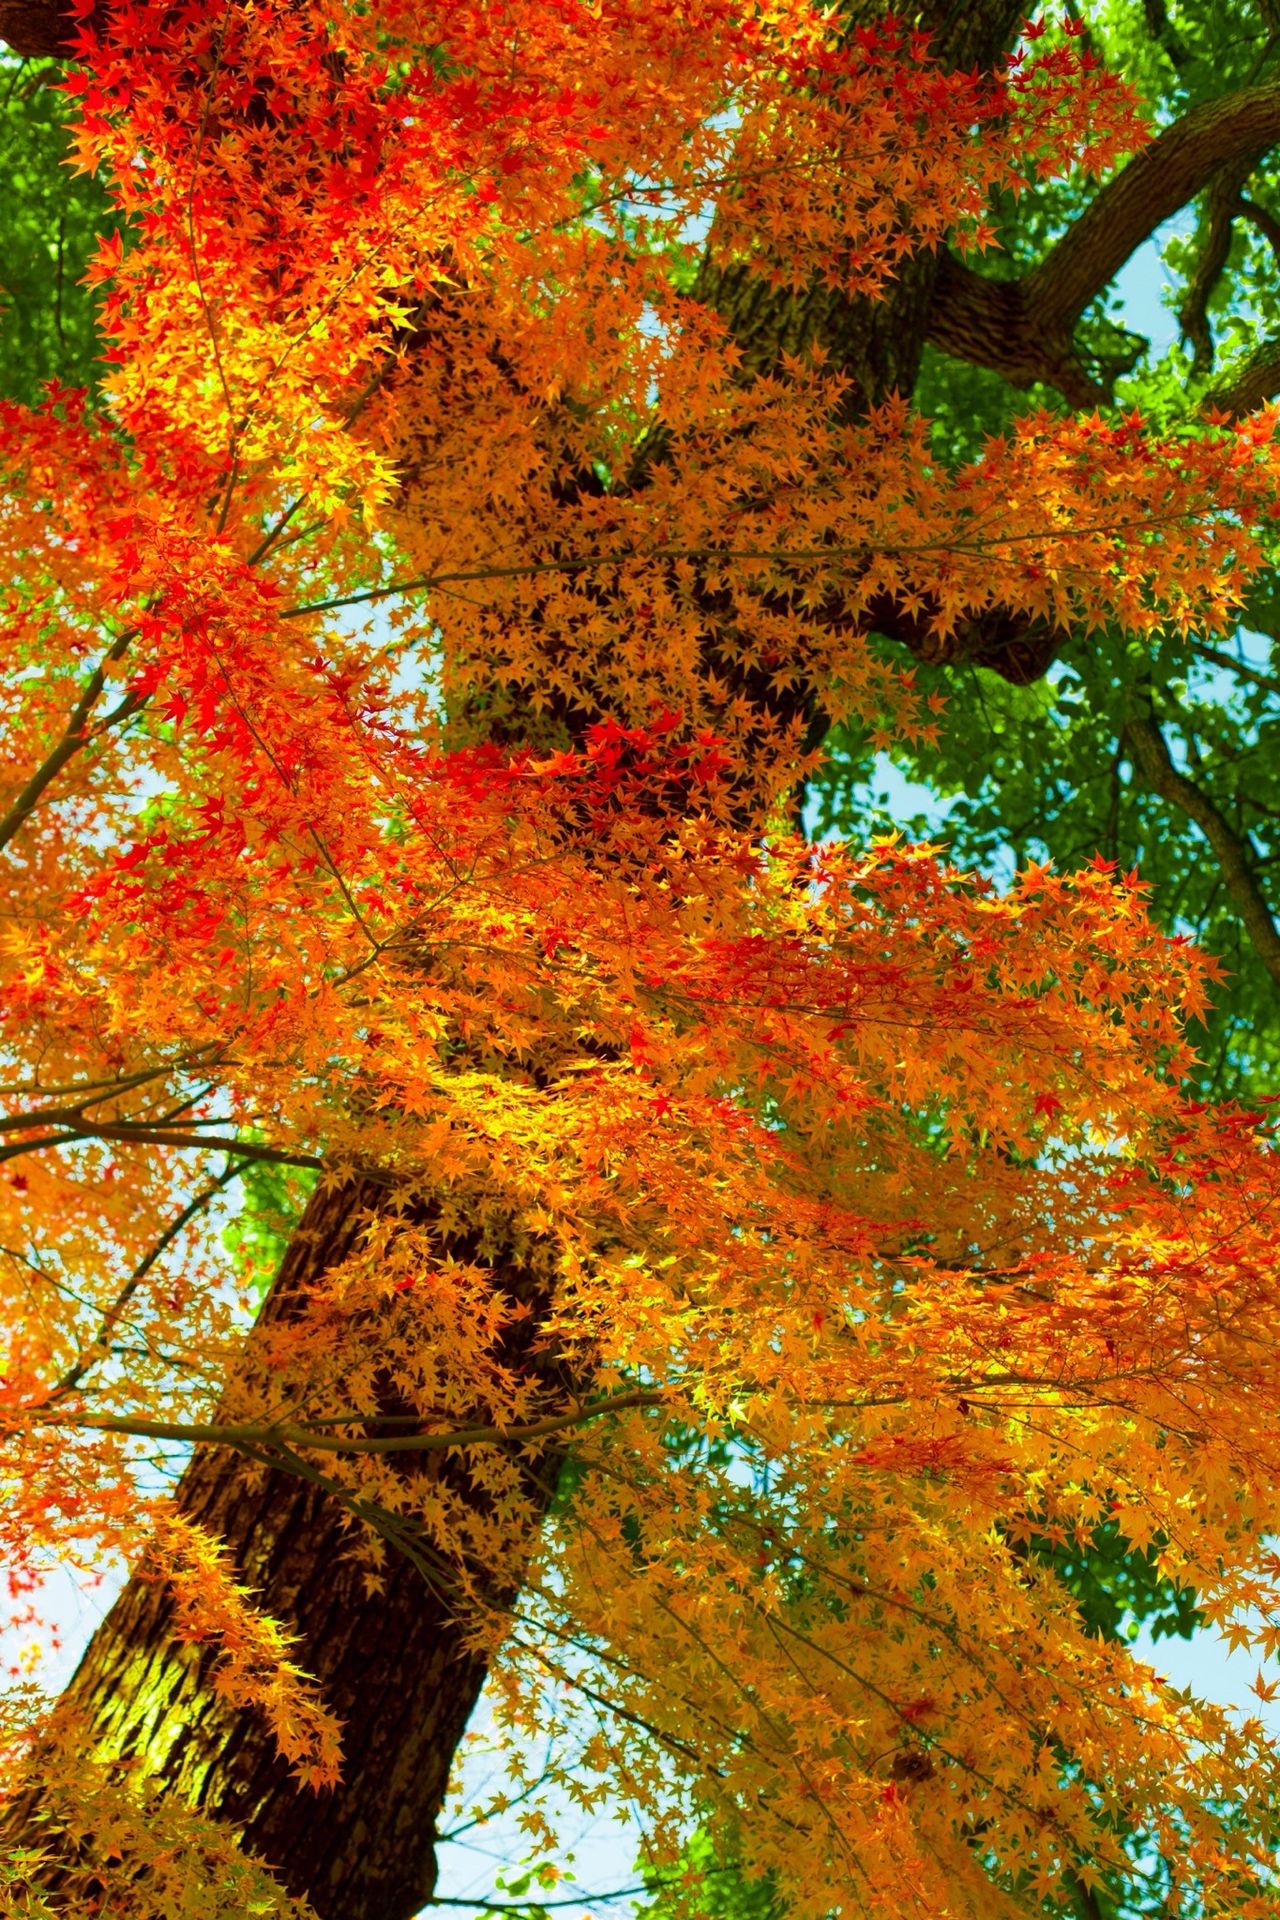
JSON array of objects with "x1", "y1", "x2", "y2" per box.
[
  {"x1": 813, "y1": 0, "x2": 1280, "y2": 1113},
  {"x1": 3, "y1": 3, "x2": 1280, "y2": 1917}
]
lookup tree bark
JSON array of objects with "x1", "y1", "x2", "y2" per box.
[
  {"x1": 925, "y1": 77, "x2": 1280, "y2": 402},
  {"x1": 0, "y1": 0, "x2": 105, "y2": 55},
  {"x1": 9, "y1": 1175, "x2": 568, "y2": 1920}
]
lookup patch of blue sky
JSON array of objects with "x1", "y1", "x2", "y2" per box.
[
  {"x1": 1130, "y1": 1612, "x2": 1280, "y2": 1738},
  {"x1": 1111, "y1": 212, "x2": 1195, "y2": 357}
]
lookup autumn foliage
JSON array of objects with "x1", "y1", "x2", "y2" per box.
[{"x1": 5, "y1": 0, "x2": 1280, "y2": 1914}]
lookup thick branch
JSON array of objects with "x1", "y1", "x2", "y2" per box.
[
  {"x1": 0, "y1": 0, "x2": 103, "y2": 55},
  {"x1": 1192, "y1": 193, "x2": 1280, "y2": 408},
  {"x1": 692, "y1": 0, "x2": 1028, "y2": 404},
  {"x1": 1032, "y1": 82, "x2": 1280, "y2": 330},
  {"x1": 925, "y1": 255, "x2": 1105, "y2": 406},
  {"x1": 1204, "y1": 332, "x2": 1280, "y2": 414},
  {"x1": 1123, "y1": 711, "x2": 1280, "y2": 986},
  {"x1": 926, "y1": 79, "x2": 1280, "y2": 399}
]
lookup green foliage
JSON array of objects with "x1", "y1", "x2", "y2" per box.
[
  {"x1": 0, "y1": 1849, "x2": 60, "y2": 1919},
  {"x1": 1085, "y1": 0, "x2": 1280, "y2": 116},
  {"x1": 634, "y1": 1832, "x2": 783, "y2": 1920},
  {"x1": 0, "y1": 55, "x2": 109, "y2": 404},
  {"x1": 1030, "y1": 1522, "x2": 1203, "y2": 1645},
  {"x1": 479, "y1": 1856, "x2": 583, "y2": 1917},
  {"x1": 220, "y1": 1160, "x2": 317, "y2": 1302}
]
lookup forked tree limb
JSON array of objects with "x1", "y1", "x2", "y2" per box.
[
  {"x1": 926, "y1": 79, "x2": 1280, "y2": 401},
  {"x1": 1044, "y1": 83, "x2": 1280, "y2": 332}
]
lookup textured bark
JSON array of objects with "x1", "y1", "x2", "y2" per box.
[
  {"x1": 11, "y1": 1176, "x2": 563, "y2": 1920},
  {"x1": 694, "y1": 251, "x2": 940, "y2": 407},
  {"x1": 926, "y1": 79, "x2": 1280, "y2": 402},
  {"x1": 0, "y1": 0, "x2": 104, "y2": 55}
]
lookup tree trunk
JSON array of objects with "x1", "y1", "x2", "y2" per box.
[
  {"x1": 68, "y1": 1447, "x2": 487, "y2": 1920},
  {"x1": 0, "y1": 0, "x2": 108, "y2": 56},
  {"x1": 11, "y1": 1176, "x2": 562, "y2": 1920}
]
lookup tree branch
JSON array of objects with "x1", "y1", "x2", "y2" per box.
[
  {"x1": 926, "y1": 80, "x2": 1280, "y2": 400},
  {"x1": 1123, "y1": 711, "x2": 1280, "y2": 986},
  {"x1": 1140, "y1": 0, "x2": 1191, "y2": 72},
  {"x1": 1238, "y1": 190, "x2": 1280, "y2": 265},
  {"x1": 37, "y1": 1161, "x2": 250, "y2": 1408},
  {"x1": 1032, "y1": 82, "x2": 1280, "y2": 330},
  {"x1": 0, "y1": 1122, "x2": 322, "y2": 1170},
  {"x1": 1189, "y1": 637, "x2": 1280, "y2": 695},
  {"x1": 1204, "y1": 331, "x2": 1280, "y2": 414},
  {"x1": 1176, "y1": 155, "x2": 1257, "y2": 375},
  {"x1": 0, "y1": 630, "x2": 143, "y2": 855},
  {"x1": 33, "y1": 1389, "x2": 666, "y2": 1455}
]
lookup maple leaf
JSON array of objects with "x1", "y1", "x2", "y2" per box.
[{"x1": 1, "y1": 6, "x2": 1279, "y2": 1918}]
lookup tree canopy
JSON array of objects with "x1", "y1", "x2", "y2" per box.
[{"x1": 2, "y1": 3, "x2": 1280, "y2": 1919}]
